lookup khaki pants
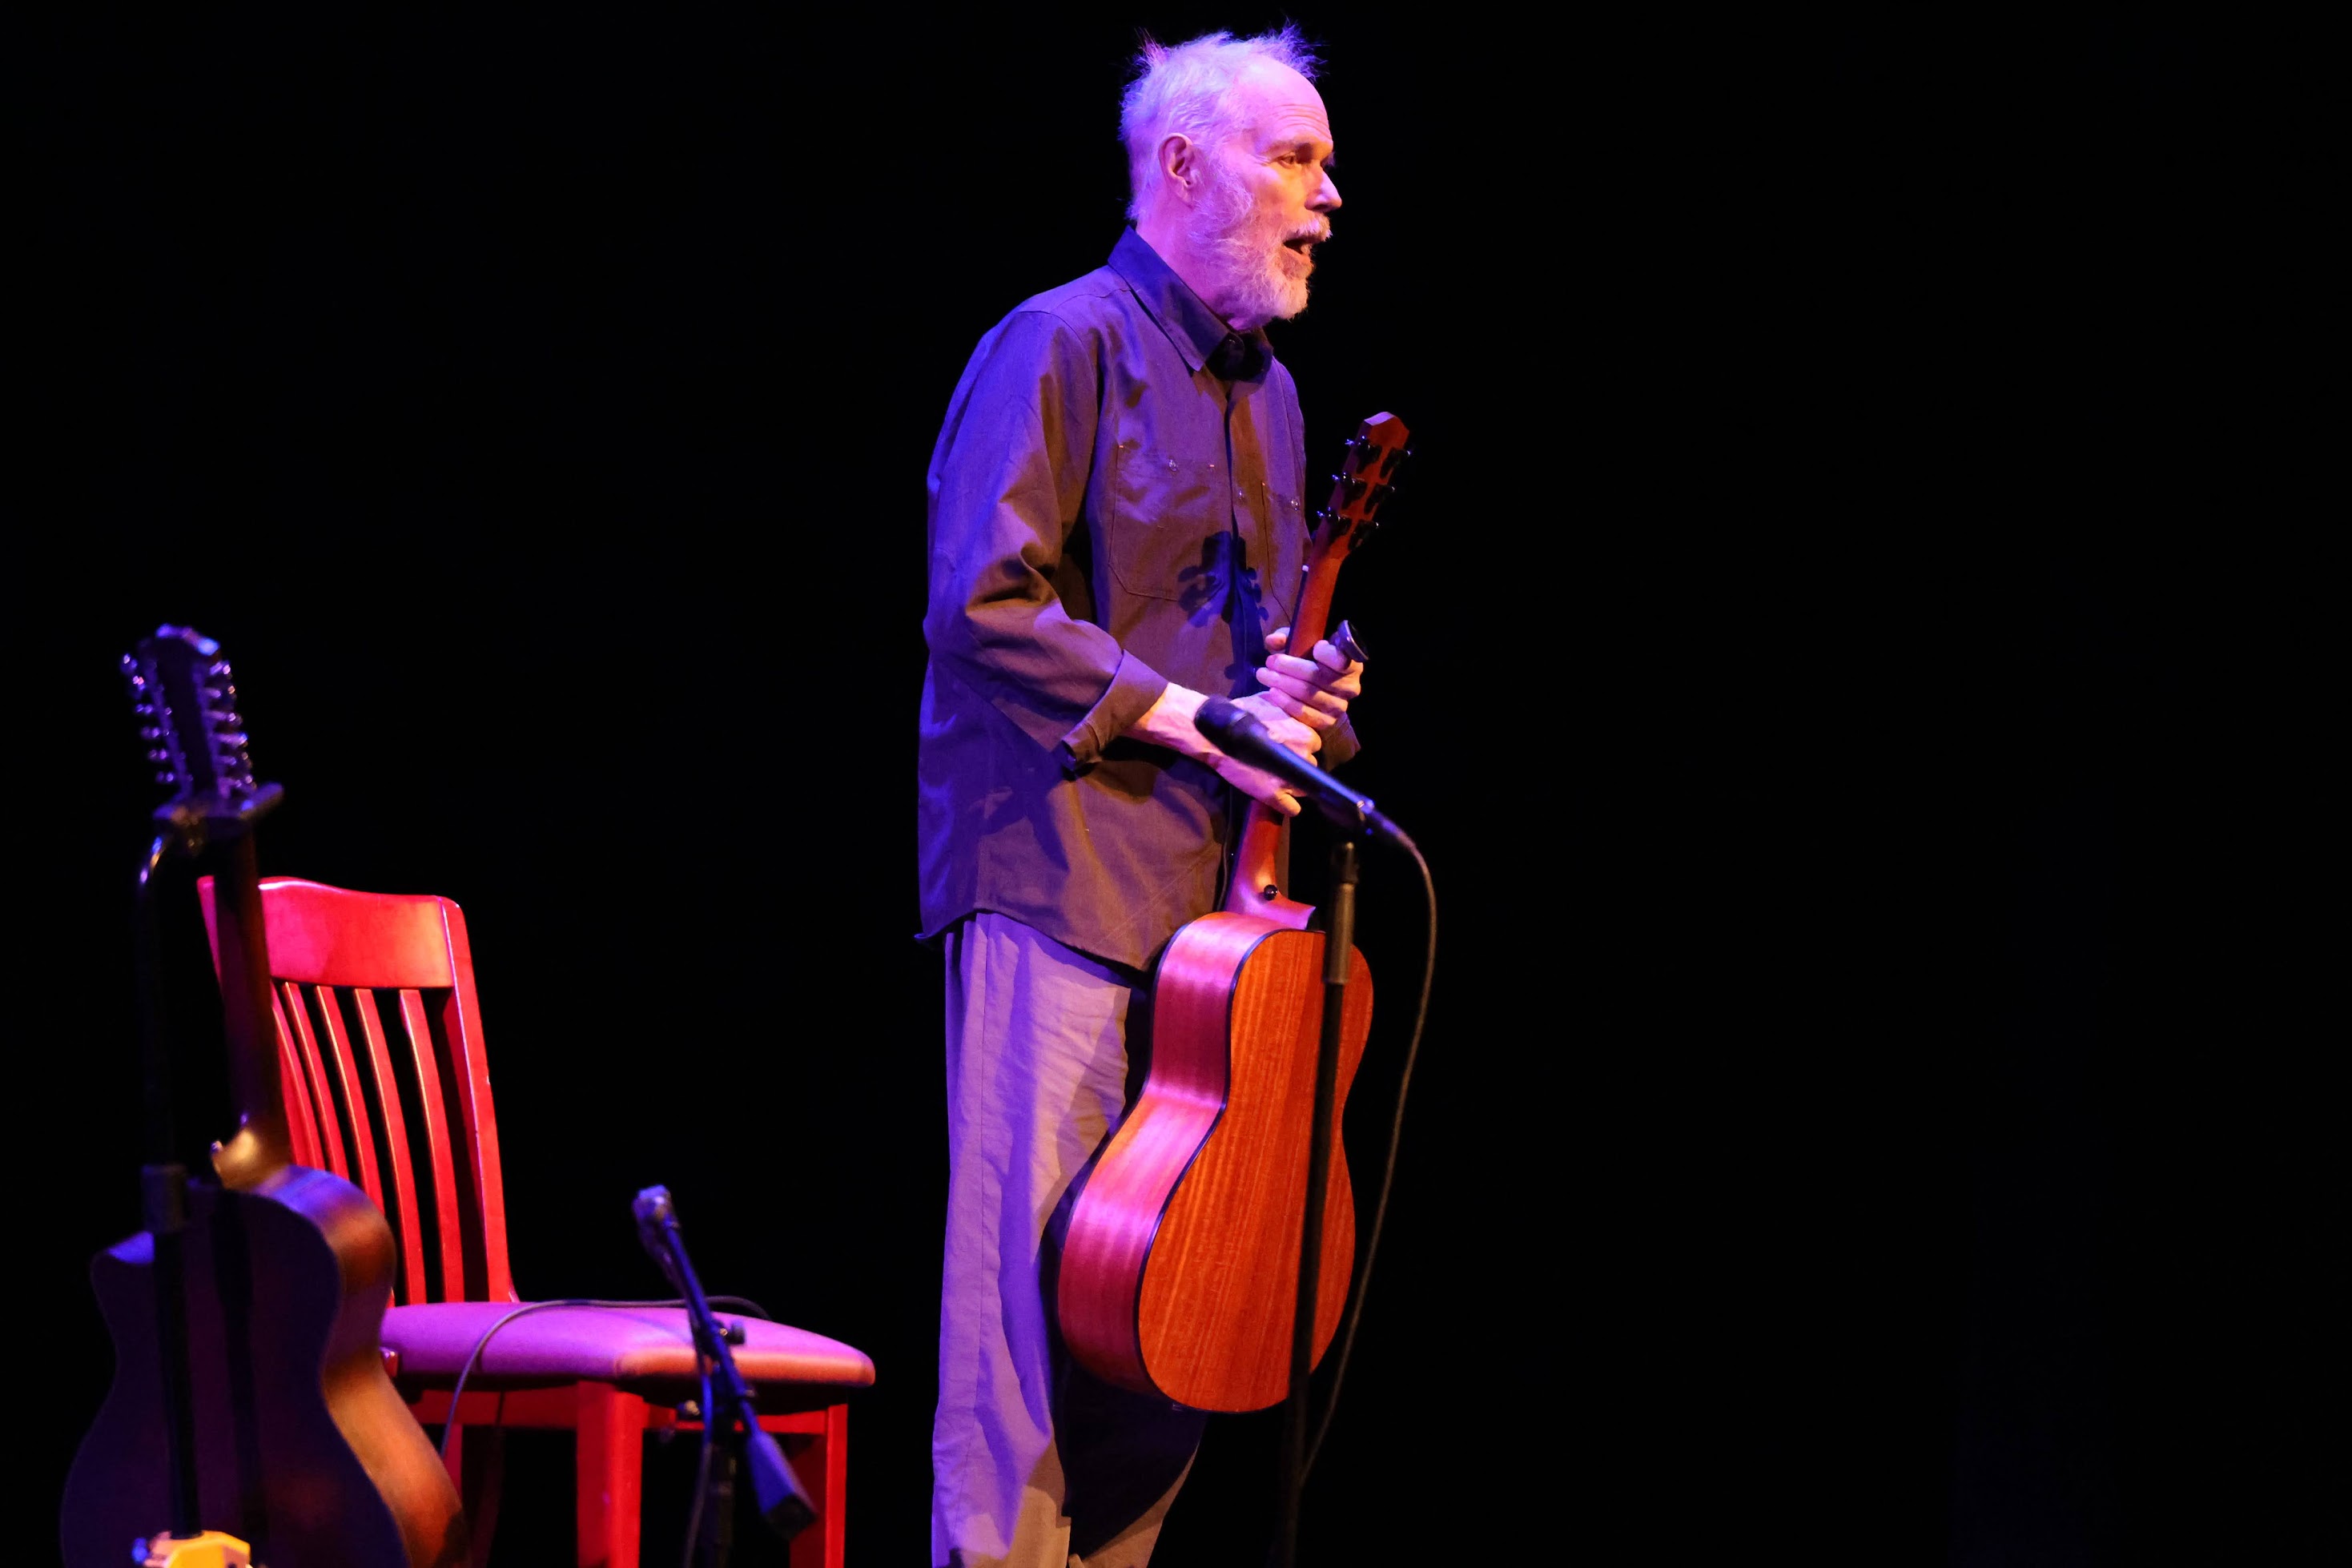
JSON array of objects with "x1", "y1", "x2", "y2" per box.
[{"x1": 932, "y1": 914, "x2": 1206, "y2": 1568}]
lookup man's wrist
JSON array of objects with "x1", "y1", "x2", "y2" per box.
[{"x1": 1125, "y1": 681, "x2": 1216, "y2": 761}]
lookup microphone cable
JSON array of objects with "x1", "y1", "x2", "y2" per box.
[
  {"x1": 429, "y1": 1294, "x2": 774, "y2": 1465},
  {"x1": 1303, "y1": 834, "x2": 1436, "y2": 1479}
]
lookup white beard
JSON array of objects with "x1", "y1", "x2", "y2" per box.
[{"x1": 1188, "y1": 165, "x2": 1311, "y2": 325}]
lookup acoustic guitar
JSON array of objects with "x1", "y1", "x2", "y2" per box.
[
  {"x1": 62, "y1": 627, "x2": 465, "y2": 1566},
  {"x1": 1059, "y1": 413, "x2": 1407, "y2": 1412}
]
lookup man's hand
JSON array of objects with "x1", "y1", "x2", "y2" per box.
[
  {"x1": 1253, "y1": 626, "x2": 1365, "y2": 730},
  {"x1": 1124, "y1": 681, "x2": 1320, "y2": 816}
]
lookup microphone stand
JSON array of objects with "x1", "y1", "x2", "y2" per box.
[
  {"x1": 634, "y1": 1188, "x2": 815, "y2": 1565},
  {"x1": 1272, "y1": 836, "x2": 1358, "y2": 1568}
]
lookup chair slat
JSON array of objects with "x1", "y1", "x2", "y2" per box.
[
  {"x1": 436, "y1": 917, "x2": 515, "y2": 1302},
  {"x1": 269, "y1": 986, "x2": 326, "y2": 1171},
  {"x1": 211, "y1": 879, "x2": 517, "y2": 1301},
  {"x1": 352, "y1": 987, "x2": 427, "y2": 1305},
  {"x1": 279, "y1": 981, "x2": 348, "y2": 1181},
  {"x1": 399, "y1": 988, "x2": 467, "y2": 1305},
  {"x1": 311, "y1": 984, "x2": 384, "y2": 1214}
]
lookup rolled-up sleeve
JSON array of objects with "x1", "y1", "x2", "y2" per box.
[
  {"x1": 1055, "y1": 647, "x2": 1167, "y2": 771},
  {"x1": 923, "y1": 311, "x2": 1168, "y2": 763}
]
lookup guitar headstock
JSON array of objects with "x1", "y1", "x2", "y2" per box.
[
  {"x1": 123, "y1": 625, "x2": 282, "y2": 846},
  {"x1": 1309, "y1": 411, "x2": 1411, "y2": 561}
]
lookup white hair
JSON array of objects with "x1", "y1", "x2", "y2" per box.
[{"x1": 1120, "y1": 26, "x2": 1322, "y2": 223}]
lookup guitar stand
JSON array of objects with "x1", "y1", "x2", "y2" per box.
[
  {"x1": 1272, "y1": 837, "x2": 1358, "y2": 1568},
  {"x1": 133, "y1": 832, "x2": 205, "y2": 1548}
]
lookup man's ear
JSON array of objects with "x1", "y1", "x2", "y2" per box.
[{"x1": 1159, "y1": 134, "x2": 1197, "y2": 199}]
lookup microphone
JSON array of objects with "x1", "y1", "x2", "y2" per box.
[
  {"x1": 632, "y1": 1185, "x2": 683, "y2": 1291},
  {"x1": 1196, "y1": 697, "x2": 1415, "y2": 851}
]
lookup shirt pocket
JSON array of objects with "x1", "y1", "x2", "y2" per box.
[
  {"x1": 1105, "y1": 439, "x2": 1226, "y2": 604},
  {"x1": 1224, "y1": 481, "x2": 1301, "y2": 623}
]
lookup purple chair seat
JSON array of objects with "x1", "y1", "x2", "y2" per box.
[{"x1": 383, "y1": 1302, "x2": 876, "y2": 1387}]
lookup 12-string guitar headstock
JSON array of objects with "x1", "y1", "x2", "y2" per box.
[
  {"x1": 1309, "y1": 411, "x2": 1411, "y2": 561},
  {"x1": 123, "y1": 625, "x2": 282, "y2": 850}
]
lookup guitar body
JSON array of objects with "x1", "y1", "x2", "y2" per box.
[
  {"x1": 1059, "y1": 913, "x2": 1373, "y2": 1411},
  {"x1": 62, "y1": 1168, "x2": 466, "y2": 1568}
]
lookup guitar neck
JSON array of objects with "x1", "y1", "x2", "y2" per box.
[
  {"x1": 131, "y1": 625, "x2": 295, "y2": 1189},
  {"x1": 209, "y1": 835, "x2": 294, "y2": 1190},
  {"x1": 1219, "y1": 413, "x2": 1407, "y2": 920},
  {"x1": 1289, "y1": 553, "x2": 1341, "y2": 656},
  {"x1": 1220, "y1": 557, "x2": 1345, "y2": 917}
]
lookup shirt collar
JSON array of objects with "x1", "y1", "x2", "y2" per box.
[{"x1": 1109, "y1": 227, "x2": 1272, "y2": 382}]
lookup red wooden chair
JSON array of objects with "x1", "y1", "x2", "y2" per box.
[{"x1": 197, "y1": 875, "x2": 873, "y2": 1568}]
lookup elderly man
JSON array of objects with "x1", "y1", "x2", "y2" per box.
[{"x1": 919, "y1": 27, "x2": 1365, "y2": 1568}]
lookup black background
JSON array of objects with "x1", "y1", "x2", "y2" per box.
[{"x1": 9, "y1": 12, "x2": 2329, "y2": 1566}]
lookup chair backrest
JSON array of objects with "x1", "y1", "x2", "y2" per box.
[{"x1": 197, "y1": 875, "x2": 517, "y2": 1305}]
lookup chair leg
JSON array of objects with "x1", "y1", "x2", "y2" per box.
[
  {"x1": 463, "y1": 1425, "x2": 508, "y2": 1568},
  {"x1": 788, "y1": 1403, "x2": 849, "y2": 1568},
  {"x1": 576, "y1": 1381, "x2": 646, "y2": 1568},
  {"x1": 435, "y1": 1401, "x2": 508, "y2": 1568}
]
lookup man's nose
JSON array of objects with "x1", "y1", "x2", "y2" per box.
[{"x1": 1312, "y1": 169, "x2": 1341, "y2": 211}]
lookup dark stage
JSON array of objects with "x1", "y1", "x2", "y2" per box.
[{"x1": 11, "y1": 13, "x2": 2329, "y2": 1565}]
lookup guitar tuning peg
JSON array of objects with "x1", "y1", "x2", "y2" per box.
[
  {"x1": 154, "y1": 770, "x2": 177, "y2": 786},
  {"x1": 209, "y1": 661, "x2": 231, "y2": 678},
  {"x1": 139, "y1": 726, "x2": 163, "y2": 742},
  {"x1": 146, "y1": 749, "x2": 171, "y2": 763}
]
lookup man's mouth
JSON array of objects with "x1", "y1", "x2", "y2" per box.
[{"x1": 1281, "y1": 232, "x2": 1324, "y2": 266}]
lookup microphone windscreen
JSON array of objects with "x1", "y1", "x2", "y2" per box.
[
  {"x1": 633, "y1": 1185, "x2": 677, "y2": 1262},
  {"x1": 1195, "y1": 695, "x2": 1248, "y2": 748}
]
